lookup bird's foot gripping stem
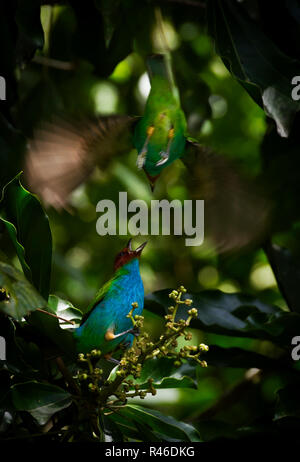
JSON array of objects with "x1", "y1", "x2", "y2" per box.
[
  {"x1": 103, "y1": 354, "x2": 120, "y2": 365},
  {"x1": 136, "y1": 150, "x2": 147, "y2": 169},
  {"x1": 136, "y1": 125, "x2": 155, "y2": 169},
  {"x1": 155, "y1": 127, "x2": 174, "y2": 167},
  {"x1": 103, "y1": 327, "x2": 139, "y2": 365},
  {"x1": 156, "y1": 150, "x2": 169, "y2": 166},
  {"x1": 105, "y1": 326, "x2": 139, "y2": 342}
]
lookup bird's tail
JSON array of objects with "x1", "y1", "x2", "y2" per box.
[{"x1": 146, "y1": 54, "x2": 179, "y2": 103}]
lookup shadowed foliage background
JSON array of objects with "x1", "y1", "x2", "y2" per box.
[{"x1": 1, "y1": 0, "x2": 300, "y2": 442}]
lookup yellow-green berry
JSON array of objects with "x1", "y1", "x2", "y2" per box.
[{"x1": 91, "y1": 349, "x2": 101, "y2": 357}]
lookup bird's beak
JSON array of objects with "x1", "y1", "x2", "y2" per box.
[
  {"x1": 144, "y1": 171, "x2": 160, "y2": 192},
  {"x1": 127, "y1": 238, "x2": 133, "y2": 251},
  {"x1": 134, "y1": 241, "x2": 147, "y2": 256}
]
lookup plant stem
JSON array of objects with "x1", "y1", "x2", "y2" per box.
[{"x1": 36, "y1": 307, "x2": 75, "y2": 325}]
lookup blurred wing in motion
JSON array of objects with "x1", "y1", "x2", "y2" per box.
[
  {"x1": 182, "y1": 141, "x2": 271, "y2": 253},
  {"x1": 23, "y1": 115, "x2": 136, "y2": 210}
]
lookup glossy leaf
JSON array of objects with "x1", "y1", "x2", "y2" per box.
[
  {"x1": 48, "y1": 294, "x2": 82, "y2": 329},
  {"x1": 0, "y1": 261, "x2": 76, "y2": 356},
  {"x1": 145, "y1": 289, "x2": 300, "y2": 346},
  {"x1": 101, "y1": 415, "x2": 125, "y2": 442},
  {"x1": 264, "y1": 242, "x2": 300, "y2": 313},
  {"x1": 134, "y1": 357, "x2": 197, "y2": 390},
  {"x1": 115, "y1": 404, "x2": 202, "y2": 442},
  {"x1": 11, "y1": 381, "x2": 72, "y2": 425},
  {"x1": 108, "y1": 412, "x2": 161, "y2": 442},
  {"x1": 207, "y1": 0, "x2": 300, "y2": 136},
  {"x1": 0, "y1": 175, "x2": 52, "y2": 300},
  {"x1": 0, "y1": 261, "x2": 47, "y2": 321}
]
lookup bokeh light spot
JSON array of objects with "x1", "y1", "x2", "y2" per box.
[
  {"x1": 92, "y1": 82, "x2": 119, "y2": 114},
  {"x1": 250, "y1": 263, "x2": 277, "y2": 290},
  {"x1": 198, "y1": 266, "x2": 219, "y2": 288}
]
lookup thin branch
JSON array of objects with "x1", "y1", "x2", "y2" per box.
[
  {"x1": 36, "y1": 307, "x2": 75, "y2": 325},
  {"x1": 33, "y1": 55, "x2": 76, "y2": 71},
  {"x1": 55, "y1": 356, "x2": 81, "y2": 395}
]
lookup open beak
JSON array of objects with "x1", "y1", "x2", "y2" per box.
[
  {"x1": 126, "y1": 238, "x2": 147, "y2": 256},
  {"x1": 134, "y1": 241, "x2": 147, "y2": 256},
  {"x1": 127, "y1": 238, "x2": 133, "y2": 251}
]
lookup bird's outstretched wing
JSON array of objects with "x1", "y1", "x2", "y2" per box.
[
  {"x1": 182, "y1": 141, "x2": 271, "y2": 253},
  {"x1": 24, "y1": 115, "x2": 137, "y2": 210}
]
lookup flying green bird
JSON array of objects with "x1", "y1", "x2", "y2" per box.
[
  {"x1": 24, "y1": 54, "x2": 186, "y2": 197},
  {"x1": 133, "y1": 54, "x2": 187, "y2": 185},
  {"x1": 24, "y1": 53, "x2": 270, "y2": 252},
  {"x1": 74, "y1": 239, "x2": 146, "y2": 360}
]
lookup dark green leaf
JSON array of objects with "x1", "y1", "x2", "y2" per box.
[
  {"x1": 145, "y1": 289, "x2": 300, "y2": 346},
  {"x1": 108, "y1": 411, "x2": 159, "y2": 442},
  {"x1": 207, "y1": 0, "x2": 300, "y2": 136},
  {"x1": 134, "y1": 358, "x2": 197, "y2": 390},
  {"x1": 48, "y1": 295, "x2": 82, "y2": 329},
  {"x1": 116, "y1": 404, "x2": 202, "y2": 442},
  {"x1": 0, "y1": 262, "x2": 76, "y2": 357},
  {"x1": 0, "y1": 261, "x2": 47, "y2": 321},
  {"x1": 102, "y1": 414, "x2": 125, "y2": 442},
  {"x1": 0, "y1": 175, "x2": 52, "y2": 300},
  {"x1": 11, "y1": 381, "x2": 72, "y2": 425},
  {"x1": 264, "y1": 242, "x2": 300, "y2": 313}
]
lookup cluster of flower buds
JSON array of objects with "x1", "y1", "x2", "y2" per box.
[
  {"x1": 113, "y1": 378, "x2": 157, "y2": 406},
  {"x1": 75, "y1": 350, "x2": 103, "y2": 393},
  {"x1": 114, "y1": 287, "x2": 208, "y2": 382},
  {"x1": 75, "y1": 286, "x2": 209, "y2": 413}
]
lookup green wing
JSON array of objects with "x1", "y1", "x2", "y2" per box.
[{"x1": 79, "y1": 274, "x2": 118, "y2": 326}]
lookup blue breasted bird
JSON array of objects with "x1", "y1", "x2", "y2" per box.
[
  {"x1": 73, "y1": 239, "x2": 146, "y2": 358},
  {"x1": 24, "y1": 54, "x2": 270, "y2": 252}
]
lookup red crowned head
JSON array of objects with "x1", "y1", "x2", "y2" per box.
[{"x1": 114, "y1": 239, "x2": 147, "y2": 271}]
